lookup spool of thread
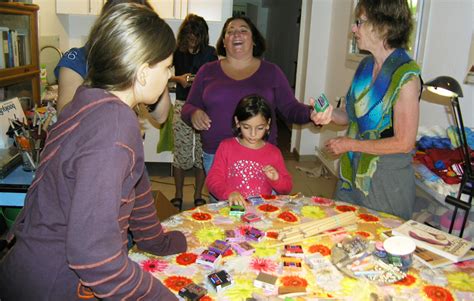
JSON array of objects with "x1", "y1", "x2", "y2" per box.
[{"x1": 373, "y1": 241, "x2": 387, "y2": 258}]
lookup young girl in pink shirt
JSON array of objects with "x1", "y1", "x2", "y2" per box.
[{"x1": 206, "y1": 95, "x2": 292, "y2": 206}]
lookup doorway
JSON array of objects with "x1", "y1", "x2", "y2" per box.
[{"x1": 232, "y1": 0, "x2": 303, "y2": 158}]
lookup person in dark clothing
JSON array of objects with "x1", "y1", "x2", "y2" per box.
[
  {"x1": 0, "y1": 3, "x2": 186, "y2": 300},
  {"x1": 169, "y1": 14, "x2": 217, "y2": 210}
]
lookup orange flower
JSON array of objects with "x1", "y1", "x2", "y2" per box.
[
  {"x1": 395, "y1": 274, "x2": 416, "y2": 286},
  {"x1": 280, "y1": 276, "x2": 308, "y2": 288},
  {"x1": 355, "y1": 231, "x2": 372, "y2": 239},
  {"x1": 176, "y1": 253, "x2": 197, "y2": 266},
  {"x1": 192, "y1": 212, "x2": 212, "y2": 221},
  {"x1": 358, "y1": 213, "x2": 380, "y2": 223},
  {"x1": 277, "y1": 211, "x2": 298, "y2": 223},
  {"x1": 164, "y1": 276, "x2": 193, "y2": 291},
  {"x1": 261, "y1": 194, "x2": 277, "y2": 200},
  {"x1": 423, "y1": 285, "x2": 454, "y2": 301},
  {"x1": 308, "y1": 244, "x2": 331, "y2": 256},
  {"x1": 258, "y1": 204, "x2": 279, "y2": 212},
  {"x1": 335, "y1": 205, "x2": 357, "y2": 212},
  {"x1": 266, "y1": 231, "x2": 279, "y2": 239},
  {"x1": 311, "y1": 196, "x2": 334, "y2": 206},
  {"x1": 200, "y1": 296, "x2": 213, "y2": 301}
]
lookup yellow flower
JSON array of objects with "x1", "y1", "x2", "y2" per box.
[
  {"x1": 224, "y1": 276, "x2": 255, "y2": 300},
  {"x1": 254, "y1": 241, "x2": 278, "y2": 257},
  {"x1": 447, "y1": 272, "x2": 474, "y2": 292},
  {"x1": 301, "y1": 206, "x2": 327, "y2": 219},
  {"x1": 195, "y1": 227, "x2": 225, "y2": 244},
  {"x1": 340, "y1": 278, "x2": 374, "y2": 300},
  {"x1": 219, "y1": 207, "x2": 230, "y2": 216}
]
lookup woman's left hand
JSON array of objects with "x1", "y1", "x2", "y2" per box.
[
  {"x1": 324, "y1": 136, "x2": 354, "y2": 156},
  {"x1": 263, "y1": 165, "x2": 279, "y2": 181}
]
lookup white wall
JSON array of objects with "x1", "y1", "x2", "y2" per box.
[{"x1": 292, "y1": 0, "x2": 474, "y2": 163}]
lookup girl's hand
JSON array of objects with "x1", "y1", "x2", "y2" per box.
[
  {"x1": 177, "y1": 73, "x2": 191, "y2": 88},
  {"x1": 228, "y1": 191, "x2": 247, "y2": 207},
  {"x1": 324, "y1": 136, "x2": 354, "y2": 156},
  {"x1": 263, "y1": 165, "x2": 279, "y2": 181},
  {"x1": 191, "y1": 109, "x2": 211, "y2": 130},
  {"x1": 310, "y1": 97, "x2": 334, "y2": 125}
]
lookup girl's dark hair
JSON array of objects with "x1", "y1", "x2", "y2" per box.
[
  {"x1": 85, "y1": 3, "x2": 175, "y2": 91},
  {"x1": 355, "y1": 0, "x2": 413, "y2": 49},
  {"x1": 216, "y1": 16, "x2": 266, "y2": 57},
  {"x1": 232, "y1": 95, "x2": 272, "y2": 139},
  {"x1": 176, "y1": 14, "x2": 210, "y2": 53}
]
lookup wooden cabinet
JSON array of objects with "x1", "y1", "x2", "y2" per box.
[
  {"x1": 56, "y1": 0, "x2": 104, "y2": 15},
  {"x1": 0, "y1": 3, "x2": 40, "y2": 104},
  {"x1": 149, "y1": 0, "x2": 224, "y2": 21}
]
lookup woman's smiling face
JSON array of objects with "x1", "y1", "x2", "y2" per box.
[{"x1": 223, "y1": 19, "x2": 254, "y2": 58}]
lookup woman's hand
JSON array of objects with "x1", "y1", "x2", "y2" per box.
[
  {"x1": 177, "y1": 73, "x2": 192, "y2": 88},
  {"x1": 263, "y1": 165, "x2": 279, "y2": 181},
  {"x1": 191, "y1": 109, "x2": 211, "y2": 130},
  {"x1": 324, "y1": 136, "x2": 354, "y2": 156},
  {"x1": 228, "y1": 191, "x2": 247, "y2": 207},
  {"x1": 310, "y1": 97, "x2": 334, "y2": 125}
]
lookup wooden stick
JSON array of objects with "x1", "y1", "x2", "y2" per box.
[{"x1": 271, "y1": 226, "x2": 356, "y2": 247}]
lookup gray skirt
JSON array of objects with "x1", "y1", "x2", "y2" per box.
[{"x1": 335, "y1": 152, "x2": 415, "y2": 220}]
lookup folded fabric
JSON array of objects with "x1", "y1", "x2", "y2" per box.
[{"x1": 417, "y1": 136, "x2": 452, "y2": 150}]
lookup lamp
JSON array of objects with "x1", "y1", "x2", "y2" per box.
[{"x1": 424, "y1": 76, "x2": 473, "y2": 238}]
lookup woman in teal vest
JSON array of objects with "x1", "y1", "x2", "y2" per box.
[{"x1": 314, "y1": 0, "x2": 422, "y2": 220}]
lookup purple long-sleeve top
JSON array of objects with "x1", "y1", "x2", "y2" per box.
[
  {"x1": 0, "y1": 87, "x2": 186, "y2": 300},
  {"x1": 181, "y1": 60, "x2": 312, "y2": 154}
]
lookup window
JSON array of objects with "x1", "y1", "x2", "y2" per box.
[{"x1": 347, "y1": 0, "x2": 425, "y2": 63}]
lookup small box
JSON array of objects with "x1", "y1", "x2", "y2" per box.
[
  {"x1": 229, "y1": 205, "x2": 246, "y2": 216},
  {"x1": 242, "y1": 213, "x2": 261, "y2": 223},
  {"x1": 196, "y1": 249, "x2": 221, "y2": 268},
  {"x1": 232, "y1": 241, "x2": 255, "y2": 256},
  {"x1": 209, "y1": 240, "x2": 231, "y2": 255},
  {"x1": 278, "y1": 286, "x2": 306, "y2": 296},
  {"x1": 224, "y1": 229, "x2": 243, "y2": 243},
  {"x1": 208, "y1": 270, "x2": 232, "y2": 292},
  {"x1": 314, "y1": 93, "x2": 330, "y2": 113},
  {"x1": 254, "y1": 272, "x2": 278, "y2": 292},
  {"x1": 178, "y1": 283, "x2": 207, "y2": 301},
  {"x1": 246, "y1": 196, "x2": 264, "y2": 206},
  {"x1": 280, "y1": 256, "x2": 302, "y2": 263},
  {"x1": 284, "y1": 244, "x2": 304, "y2": 258},
  {"x1": 244, "y1": 227, "x2": 264, "y2": 242},
  {"x1": 281, "y1": 256, "x2": 302, "y2": 271}
]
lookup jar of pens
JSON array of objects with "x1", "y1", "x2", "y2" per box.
[{"x1": 7, "y1": 106, "x2": 55, "y2": 172}]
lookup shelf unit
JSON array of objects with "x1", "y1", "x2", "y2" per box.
[{"x1": 0, "y1": 3, "x2": 40, "y2": 104}]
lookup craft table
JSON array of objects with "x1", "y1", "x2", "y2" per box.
[
  {"x1": 0, "y1": 165, "x2": 33, "y2": 207},
  {"x1": 129, "y1": 196, "x2": 474, "y2": 300}
]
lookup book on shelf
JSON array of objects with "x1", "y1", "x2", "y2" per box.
[
  {"x1": 0, "y1": 26, "x2": 9, "y2": 68},
  {"x1": 391, "y1": 220, "x2": 473, "y2": 262},
  {"x1": 382, "y1": 229, "x2": 474, "y2": 269}
]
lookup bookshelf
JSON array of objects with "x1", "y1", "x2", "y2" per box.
[{"x1": 0, "y1": 3, "x2": 40, "y2": 105}]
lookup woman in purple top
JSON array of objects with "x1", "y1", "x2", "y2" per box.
[
  {"x1": 0, "y1": 4, "x2": 186, "y2": 300},
  {"x1": 181, "y1": 16, "x2": 319, "y2": 180}
]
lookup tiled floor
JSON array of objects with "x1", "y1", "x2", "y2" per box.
[{"x1": 146, "y1": 158, "x2": 338, "y2": 211}]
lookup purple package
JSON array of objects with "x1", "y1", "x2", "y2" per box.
[
  {"x1": 244, "y1": 227, "x2": 264, "y2": 242},
  {"x1": 197, "y1": 249, "x2": 221, "y2": 268},
  {"x1": 209, "y1": 240, "x2": 231, "y2": 255},
  {"x1": 246, "y1": 196, "x2": 264, "y2": 206},
  {"x1": 232, "y1": 241, "x2": 255, "y2": 256}
]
